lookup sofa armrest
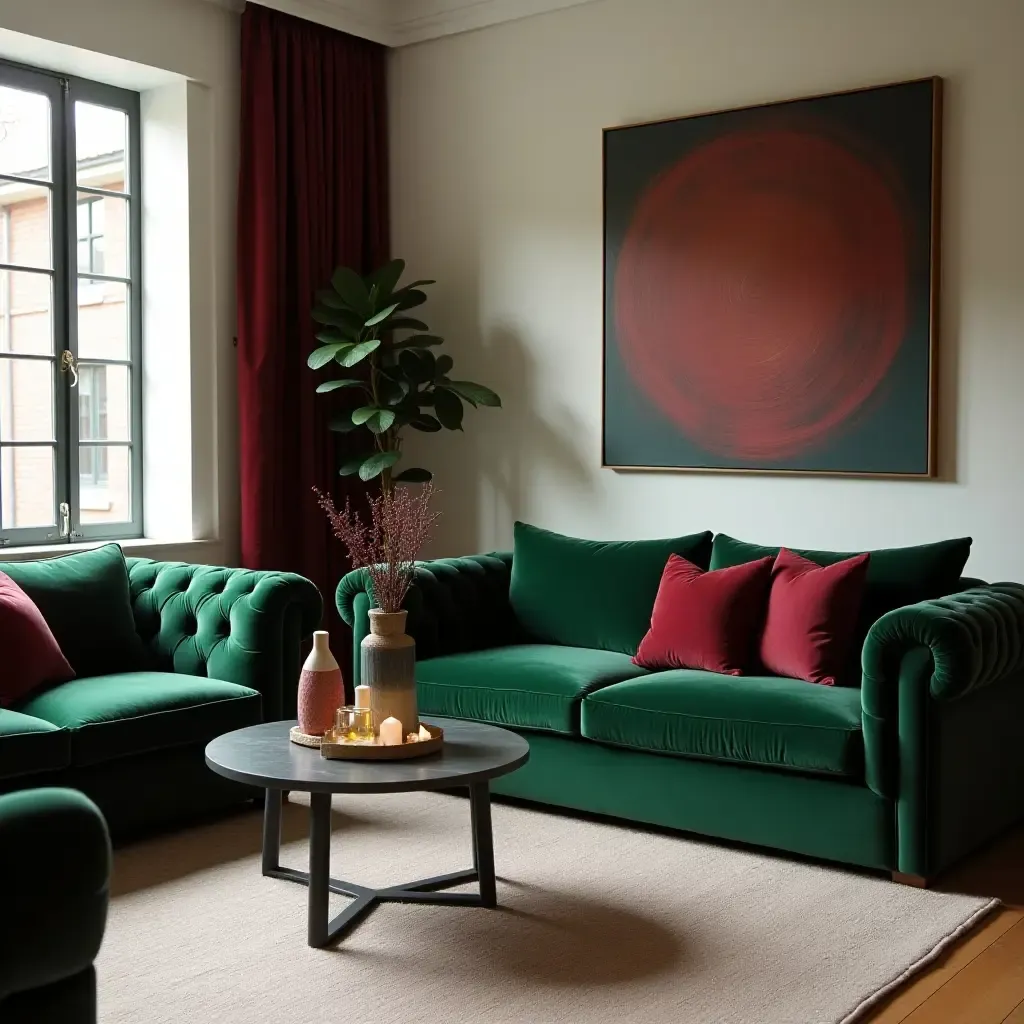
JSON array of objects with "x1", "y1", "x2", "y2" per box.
[
  {"x1": 861, "y1": 583, "x2": 1024, "y2": 875},
  {"x1": 0, "y1": 789, "x2": 110, "y2": 1001},
  {"x1": 126, "y1": 558, "x2": 323, "y2": 721},
  {"x1": 337, "y1": 553, "x2": 518, "y2": 686}
]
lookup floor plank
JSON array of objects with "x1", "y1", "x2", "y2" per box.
[
  {"x1": 899, "y1": 919, "x2": 1024, "y2": 1023},
  {"x1": 865, "y1": 824, "x2": 1024, "y2": 1024}
]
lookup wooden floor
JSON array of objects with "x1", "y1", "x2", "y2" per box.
[{"x1": 866, "y1": 825, "x2": 1024, "y2": 1023}]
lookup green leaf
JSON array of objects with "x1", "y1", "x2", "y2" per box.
[
  {"x1": 316, "y1": 288, "x2": 347, "y2": 309},
  {"x1": 395, "y1": 289, "x2": 427, "y2": 311},
  {"x1": 434, "y1": 354, "x2": 454, "y2": 379},
  {"x1": 316, "y1": 379, "x2": 364, "y2": 394},
  {"x1": 358, "y1": 450, "x2": 400, "y2": 482},
  {"x1": 339, "y1": 338, "x2": 382, "y2": 367},
  {"x1": 387, "y1": 317, "x2": 430, "y2": 333},
  {"x1": 331, "y1": 266, "x2": 370, "y2": 314},
  {"x1": 433, "y1": 387, "x2": 465, "y2": 430},
  {"x1": 394, "y1": 467, "x2": 433, "y2": 483},
  {"x1": 367, "y1": 409, "x2": 396, "y2": 433},
  {"x1": 351, "y1": 406, "x2": 378, "y2": 425},
  {"x1": 416, "y1": 391, "x2": 435, "y2": 406},
  {"x1": 364, "y1": 302, "x2": 400, "y2": 328},
  {"x1": 399, "y1": 349, "x2": 435, "y2": 383},
  {"x1": 378, "y1": 376, "x2": 410, "y2": 406},
  {"x1": 312, "y1": 307, "x2": 363, "y2": 337},
  {"x1": 403, "y1": 279, "x2": 436, "y2": 290},
  {"x1": 308, "y1": 345, "x2": 348, "y2": 369},
  {"x1": 338, "y1": 452, "x2": 372, "y2": 475},
  {"x1": 368, "y1": 259, "x2": 405, "y2": 302},
  {"x1": 410, "y1": 414, "x2": 442, "y2": 433},
  {"x1": 393, "y1": 334, "x2": 444, "y2": 349},
  {"x1": 444, "y1": 380, "x2": 502, "y2": 407},
  {"x1": 315, "y1": 328, "x2": 351, "y2": 345}
]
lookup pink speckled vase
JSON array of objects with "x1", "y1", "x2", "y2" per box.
[{"x1": 297, "y1": 631, "x2": 343, "y2": 736}]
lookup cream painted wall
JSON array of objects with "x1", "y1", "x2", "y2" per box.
[
  {"x1": 0, "y1": 0, "x2": 239, "y2": 565},
  {"x1": 389, "y1": 0, "x2": 1024, "y2": 581}
]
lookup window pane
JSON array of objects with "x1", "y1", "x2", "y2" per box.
[
  {"x1": 77, "y1": 279, "x2": 128, "y2": 359},
  {"x1": 0, "y1": 357, "x2": 54, "y2": 441},
  {"x1": 78, "y1": 363, "x2": 128, "y2": 441},
  {"x1": 79, "y1": 445, "x2": 130, "y2": 524},
  {"x1": 76, "y1": 103, "x2": 127, "y2": 193},
  {"x1": 0, "y1": 86, "x2": 50, "y2": 181},
  {"x1": 0, "y1": 269, "x2": 52, "y2": 354},
  {"x1": 0, "y1": 445, "x2": 54, "y2": 528},
  {"x1": 0, "y1": 181, "x2": 52, "y2": 270},
  {"x1": 76, "y1": 192, "x2": 125, "y2": 277}
]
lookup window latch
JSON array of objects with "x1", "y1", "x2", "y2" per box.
[
  {"x1": 60, "y1": 350, "x2": 79, "y2": 388},
  {"x1": 59, "y1": 501, "x2": 70, "y2": 537}
]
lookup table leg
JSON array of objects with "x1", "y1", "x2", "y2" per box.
[
  {"x1": 307, "y1": 791, "x2": 332, "y2": 947},
  {"x1": 470, "y1": 782, "x2": 497, "y2": 908},
  {"x1": 261, "y1": 788, "x2": 282, "y2": 876}
]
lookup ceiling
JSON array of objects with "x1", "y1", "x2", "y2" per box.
[{"x1": 203, "y1": 0, "x2": 602, "y2": 46}]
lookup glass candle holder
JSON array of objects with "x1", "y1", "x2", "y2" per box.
[{"x1": 334, "y1": 705, "x2": 375, "y2": 743}]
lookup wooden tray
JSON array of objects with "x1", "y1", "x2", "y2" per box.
[{"x1": 321, "y1": 723, "x2": 444, "y2": 761}]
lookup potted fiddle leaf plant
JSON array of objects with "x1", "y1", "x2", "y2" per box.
[{"x1": 308, "y1": 259, "x2": 501, "y2": 489}]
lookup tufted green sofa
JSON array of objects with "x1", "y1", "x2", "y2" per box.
[
  {"x1": 0, "y1": 788, "x2": 110, "y2": 1023},
  {"x1": 0, "y1": 553, "x2": 321, "y2": 837},
  {"x1": 339, "y1": 548, "x2": 1024, "y2": 884}
]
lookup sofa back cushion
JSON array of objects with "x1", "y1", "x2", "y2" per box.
[
  {"x1": 0, "y1": 544, "x2": 149, "y2": 679},
  {"x1": 0, "y1": 572, "x2": 75, "y2": 707},
  {"x1": 510, "y1": 522, "x2": 713, "y2": 655},
  {"x1": 711, "y1": 534, "x2": 972, "y2": 680}
]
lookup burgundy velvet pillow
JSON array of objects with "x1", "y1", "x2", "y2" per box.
[
  {"x1": 633, "y1": 554, "x2": 774, "y2": 675},
  {"x1": 0, "y1": 570, "x2": 75, "y2": 707},
  {"x1": 759, "y1": 548, "x2": 870, "y2": 686}
]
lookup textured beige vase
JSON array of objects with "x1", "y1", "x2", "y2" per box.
[{"x1": 362, "y1": 609, "x2": 418, "y2": 735}]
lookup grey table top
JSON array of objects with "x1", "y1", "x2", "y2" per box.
[{"x1": 205, "y1": 717, "x2": 530, "y2": 794}]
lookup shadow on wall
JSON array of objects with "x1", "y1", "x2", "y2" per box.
[{"x1": 428, "y1": 325, "x2": 596, "y2": 556}]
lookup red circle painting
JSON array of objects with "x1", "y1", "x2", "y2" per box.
[{"x1": 613, "y1": 127, "x2": 909, "y2": 461}]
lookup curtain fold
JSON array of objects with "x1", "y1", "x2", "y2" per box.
[{"x1": 236, "y1": 2, "x2": 388, "y2": 650}]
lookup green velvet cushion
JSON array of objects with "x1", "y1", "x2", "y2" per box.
[
  {"x1": 581, "y1": 671, "x2": 864, "y2": 777},
  {"x1": 417, "y1": 644, "x2": 648, "y2": 734},
  {"x1": 0, "y1": 710, "x2": 70, "y2": 780},
  {"x1": 21, "y1": 672, "x2": 262, "y2": 767},
  {"x1": 509, "y1": 522, "x2": 713, "y2": 655},
  {"x1": 0, "y1": 788, "x2": 109, "y2": 1001},
  {"x1": 0, "y1": 544, "x2": 149, "y2": 679}
]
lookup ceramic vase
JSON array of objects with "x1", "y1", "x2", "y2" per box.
[
  {"x1": 297, "y1": 630, "x2": 344, "y2": 736},
  {"x1": 362, "y1": 609, "x2": 418, "y2": 735}
]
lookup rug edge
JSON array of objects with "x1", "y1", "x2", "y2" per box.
[{"x1": 837, "y1": 896, "x2": 1001, "y2": 1024}]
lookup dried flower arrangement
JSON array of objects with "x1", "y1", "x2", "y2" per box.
[{"x1": 314, "y1": 483, "x2": 440, "y2": 613}]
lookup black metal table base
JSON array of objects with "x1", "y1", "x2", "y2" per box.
[{"x1": 262, "y1": 783, "x2": 497, "y2": 947}]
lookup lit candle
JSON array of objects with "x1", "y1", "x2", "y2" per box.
[
  {"x1": 354, "y1": 685, "x2": 371, "y2": 709},
  {"x1": 379, "y1": 717, "x2": 403, "y2": 746}
]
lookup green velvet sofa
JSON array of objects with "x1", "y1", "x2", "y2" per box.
[
  {"x1": 338, "y1": 542, "x2": 1024, "y2": 884},
  {"x1": 0, "y1": 551, "x2": 321, "y2": 837},
  {"x1": 0, "y1": 788, "x2": 110, "y2": 1023}
]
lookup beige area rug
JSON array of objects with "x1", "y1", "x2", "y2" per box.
[{"x1": 98, "y1": 792, "x2": 996, "y2": 1024}]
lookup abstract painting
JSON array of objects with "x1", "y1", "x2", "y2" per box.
[{"x1": 603, "y1": 78, "x2": 941, "y2": 476}]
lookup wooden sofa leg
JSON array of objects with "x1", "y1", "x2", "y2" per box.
[{"x1": 892, "y1": 871, "x2": 929, "y2": 888}]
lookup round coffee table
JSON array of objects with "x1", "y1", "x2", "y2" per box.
[{"x1": 205, "y1": 717, "x2": 529, "y2": 947}]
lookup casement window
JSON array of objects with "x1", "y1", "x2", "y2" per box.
[{"x1": 0, "y1": 60, "x2": 141, "y2": 546}]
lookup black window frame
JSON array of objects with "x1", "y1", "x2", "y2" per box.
[{"x1": 0, "y1": 59, "x2": 142, "y2": 548}]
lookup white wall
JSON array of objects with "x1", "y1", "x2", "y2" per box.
[
  {"x1": 0, "y1": 0, "x2": 239, "y2": 566},
  {"x1": 389, "y1": 0, "x2": 1024, "y2": 581}
]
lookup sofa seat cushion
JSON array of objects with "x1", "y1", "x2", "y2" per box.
[
  {"x1": 20, "y1": 673, "x2": 262, "y2": 767},
  {"x1": 581, "y1": 671, "x2": 864, "y2": 778},
  {"x1": 417, "y1": 645, "x2": 648, "y2": 734},
  {"x1": 0, "y1": 711, "x2": 70, "y2": 780}
]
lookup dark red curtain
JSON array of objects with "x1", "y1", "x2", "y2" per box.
[{"x1": 236, "y1": 3, "x2": 388, "y2": 647}]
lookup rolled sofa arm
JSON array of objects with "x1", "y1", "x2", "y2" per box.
[
  {"x1": 127, "y1": 558, "x2": 323, "y2": 721},
  {"x1": 0, "y1": 788, "x2": 110, "y2": 1003},
  {"x1": 337, "y1": 553, "x2": 519, "y2": 686},
  {"x1": 862, "y1": 583, "x2": 1024, "y2": 799}
]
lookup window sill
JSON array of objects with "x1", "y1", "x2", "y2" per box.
[{"x1": 0, "y1": 537, "x2": 225, "y2": 564}]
